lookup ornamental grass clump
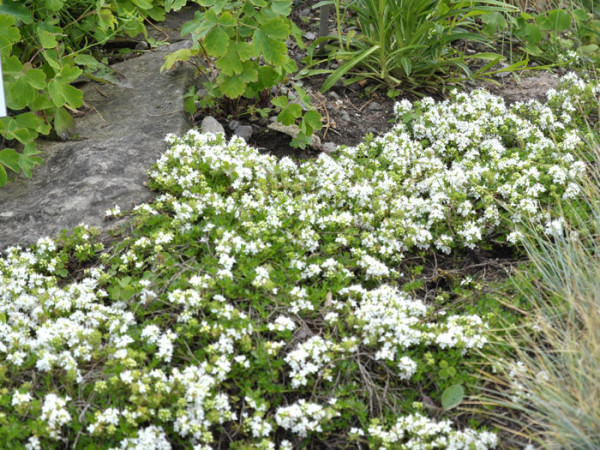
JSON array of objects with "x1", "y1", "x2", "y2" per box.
[
  {"x1": 0, "y1": 74, "x2": 596, "y2": 448},
  {"x1": 479, "y1": 137, "x2": 600, "y2": 449}
]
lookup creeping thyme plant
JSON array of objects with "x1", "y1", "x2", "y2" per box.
[{"x1": 0, "y1": 74, "x2": 597, "y2": 448}]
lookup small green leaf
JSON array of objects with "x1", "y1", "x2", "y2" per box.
[
  {"x1": 24, "y1": 69, "x2": 47, "y2": 89},
  {"x1": 165, "y1": 0, "x2": 187, "y2": 11},
  {"x1": 441, "y1": 384, "x2": 464, "y2": 410},
  {"x1": 0, "y1": 2, "x2": 33, "y2": 24},
  {"x1": 0, "y1": 148, "x2": 21, "y2": 173},
  {"x1": 216, "y1": 45, "x2": 244, "y2": 76},
  {"x1": 271, "y1": 96, "x2": 289, "y2": 108},
  {"x1": 0, "y1": 14, "x2": 20, "y2": 48},
  {"x1": 303, "y1": 110, "x2": 322, "y2": 133},
  {"x1": 271, "y1": 0, "x2": 292, "y2": 16},
  {"x1": 400, "y1": 57, "x2": 412, "y2": 77},
  {"x1": 37, "y1": 27, "x2": 58, "y2": 49},
  {"x1": 0, "y1": 165, "x2": 7, "y2": 186},
  {"x1": 547, "y1": 9, "x2": 571, "y2": 32},
  {"x1": 44, "y1": 0, "x2": 66, "y2": 12},
  {"x1": 253, "y1": 29, "x2": 288, "y2": 66},
  {"x1": 277, "y1": 103, "x2": 302, "y2": 125},
  {"x1": 54, "y1": 107, "x2": 74, "y2": 137},
  {"x1": 161, "y1": 48, "x2": 192, "y2": 71},
  {"x1": 131, "y1": 0, "x2": 153, "y2": 9},
  {"x1": 219, "y1": 75, "x2": 246, "y2": 99},
  {"x1": 260, "y1": 17, "x2": 291, "y2": 40},
  {"x1": 48, "y1": 80, "x2": 83, "y2": 108},
  {"x1": 204, "y1": 27, "x2": 230, "y2": 57}
]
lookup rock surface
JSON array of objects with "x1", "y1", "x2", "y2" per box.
[
  {"x1": 233, "y1": 125, "x2": 253, "y2": 141},
  {"x1": 200, "y1": 116, "x2": 225, "y2": 136},
  {"x1": 0, "y1": 40, "x2": 194, "y2": 251}
]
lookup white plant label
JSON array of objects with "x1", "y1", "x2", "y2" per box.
[{"x1": 0, "y1": 56, "x2": 6, "y2": 118}]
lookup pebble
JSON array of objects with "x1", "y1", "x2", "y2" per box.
[
  {"x1": 341, "y1": 112, "x2": 351, "y2": 123},
  {"x1": 234, "y1": 125, "x2": 253, "y2": 141},
  {"x1": 304, "y1": 31, "x2": 317, "y2": 41},
  {"x1": 322, "y1": 142, "x2": 337, "y2": 154},
  {"x1": 201, "y1": 116, "x2": 225, "y2": 135},
  {"x1": 367, "y1": 102, "x2": 381, "y2": 111},
  {"x1": 229, "y1": 119, "x2": 241, "y2": 131}
]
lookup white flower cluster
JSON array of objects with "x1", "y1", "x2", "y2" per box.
[
  {"x1": 41, "y1": 394, "x2": 72, "y2": 439},
  {"x1": 2, "y1": 74, "x2": 595, "y2": 448},
  {"x1": 285, "y1": 336, "x2": 333, "y2": 388},
  {"x1": 275, "y1": 399, "x2": 338, "y2": 437},
  {"x1": 368, "y1": 413, "x2": 498, "y2": 449}
]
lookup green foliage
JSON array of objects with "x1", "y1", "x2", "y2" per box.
[
  {"x1": 164, "y1": 0, "x2": 322, "y2": 149},
  {"x1": 0, "y1": 0, "x2": 184, "y2": 186},
  {"x1": 303, "y1": 0, "x2": 518, "y2": 96},
  {"x1": 489, "y1": 7, "x2": 600, "y2": 68},
  {"x1": 441, "y1": 384, "x2": 465, "y2": 410}
]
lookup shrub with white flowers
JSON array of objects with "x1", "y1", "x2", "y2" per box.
[{"x1": 0, "y1": 74, "x2": 596, "y2": 447}]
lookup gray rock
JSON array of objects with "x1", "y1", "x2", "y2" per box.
[
  {"x1": 322, "y1": 142, "x2": 337, "y2": 154},
  {"x1": 233, "y1": 125, "x2": 253, "y2": 141},
  {"x1": 341, "y1": 112, "x2": 351, "y2": 123},
  {"x1": 304, "y1": 31, "x2": 317, "y2": 41},
  {"x1": 367, "y1": 101, "x2": 382, "y2": 111},
  {"x1": 229, "y1": 119, "x2": 241, "y2": 131},
  {"x1": 201, "y1": 116, "x2": 225, "y2": 135},
  {"x1": 0, "y1": 40, "x2": 194, "y2": 252}
]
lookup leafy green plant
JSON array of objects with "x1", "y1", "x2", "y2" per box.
[
  {"x1": 502, "y1": 8, "x2": 600, "y2": 68},
  {"x1": 162, "y1": 0, "x2": 322, "y2": 149},
  {"x1": 0, "y1": 0, "x2": 183, "y2": 186},
  {"x1": 303, "y1": 0, "x2": 518, "y2": 96}
]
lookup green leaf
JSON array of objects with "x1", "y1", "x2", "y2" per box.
[
  {"x1": 44, "y1": 0, "x2": 66, "y2": 12},
  {"x1": 321, "y1": 45, "x2": 380, "y2": 93},
  {"x1": 54, "y1": 107, "x2": 74, "y2": 137},
  {"x1": 204, "y1": 27, "x2": 230, "y2": 57},
  {"x1": 253, "y1": 29, "x2": 288, "y2": 66},
  {"x1": 260, "y1": 17, "x2": 291, "y2": 40},
  {"x1": 271, "y1": 96, "x2": 289, "y2": 108},
  {"x1": 0, "y1": 14, "x2": 20, "y2": 48},
  {"x1": 37, "y1": 27, "x2": 58, "y2": 49},
  {"x1": 573, "y1": 9, "x2": 588, "y2": 22},
  {"x1": 161, "y1": 48, "x2": 192, "y2": 71},
  {"x1": 24, "y1": 69, "x2": 47, "y2": 89},
  {"x1": 0, "y1": 148, "x2": 21, "y2": 173},
  {"x1": 441, "y1": 384, "x2": 464, "y2": 410},
  {"x1": 0, "y1": 165, "x2": 6, "y2": 186},
  {"x1": 255, "y1": 66, "x2": 279, "y2": 89},
  {"x1": 400, "y1": 57, "x2": 412, "y2": 77},
  {"x1": 165, "y1": 0, "x2": 187, "y2": 12},
  {"x1": 547, "y1": 9, "x2": 571, "y2": 32},
  {"x1": 277, "y1": 103, "x2": 302, "y2": 125},
  {"x1": 131, "y1": 0, "x2": 154, "y2": 9},
  {"x1": 48, "y1": 79, "x2": 84, "y2": 108},
  {"x1": 7, "y1": 78, "x2": 35, "y2": 110},
  {"x1": 74, "y1": 54, "x2": 100, "y2": 67},
  {"x1": 216, "y1": 44, "x2": 244, "y2": 76},
  {"x1": 303, "y1": 110, "x2": 322, "y2": 133},
  {"x1": 239, "y1": 62, "x2": 258, "y2": 83},
  {"x1": 19, "y1": 143, "x2": 42, "y2": 177},
  {"x1": 271, "y1": 0, "x2": 292, "y2": 16},
  {"x1": 0, "y1": 2, "x2": 33, "y2": 24},
  {"x1": 219, "y1": 75, "x2": 246, "y2": 99}
]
